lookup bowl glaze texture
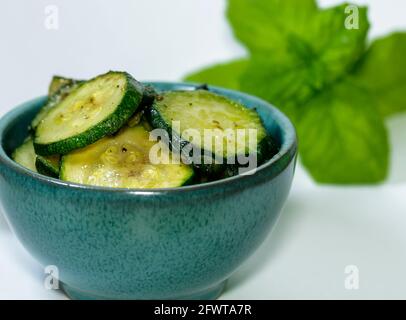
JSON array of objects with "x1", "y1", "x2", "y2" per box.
[{"x1": 0, "y1": 83, "x2": 297, "y2": 300}]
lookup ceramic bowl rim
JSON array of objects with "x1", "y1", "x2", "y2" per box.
[{"x1": 0, "y1": 82, "x2": 297, "y2": 195}]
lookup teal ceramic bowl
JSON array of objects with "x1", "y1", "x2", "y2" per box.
[{"x1": 0, "y1": 83, "x2": 297, "y2": 300}]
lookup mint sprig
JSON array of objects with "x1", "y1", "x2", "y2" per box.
[
  {"x1": 298, "y1": 80, "x2": 389, "y2": 184},
  {"x1": 185, "y1": 0, "x2": 405, "y2": 184},
  {"x1": 351, "y1": 32, "x2": 406, "y2": 117}
]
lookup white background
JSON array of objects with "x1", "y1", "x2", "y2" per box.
[{"x1": 0, "y1": 0, "x2": 405, "y2": 299}]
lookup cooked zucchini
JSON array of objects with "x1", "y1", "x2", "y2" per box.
[
  {"x1": 127, "y1": 110, "x2": 144, "y2": 127},
  {"x1": 126, "y1": 84, "x2": 157, "y2": 127},
  {"x1": 140, "y1": 84, "x2": 157, "y2": 108},
  {"x1": 35, "y1": 155, "x2": 60, "y2": 178},
  {"x1": 48, "y1": 76, "x2": 83, "y2": 96},
  {"x1": 12, "y1": 138, "x2": 37, "y2": 172},
  {"x1": 147, "y1": 90, "x2": 273, "y2": 175},
  {"x1": 60, "y1": 124, "x2": 194, "y2": 188},
  {"x1": 31, "y1": 81, "x2": 82, "y2": 130},
  {"x1": 34, "y1": 71, "x2": 143, "y2": 156}
]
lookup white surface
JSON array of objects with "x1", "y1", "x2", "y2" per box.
[{"x1": 0, "y1": 0, "x2": 406, "y2": 300}]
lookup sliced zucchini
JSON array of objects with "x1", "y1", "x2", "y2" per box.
[
  {"x1": 147, "y1": 90, "x2": 275, "y2": 176},
  {"x1": 35, "y1": 155, "x2": 60, "y2": 178},
  {"x1": 140, "y1": 84, "x2": 157, "y2": 108},
  {"x1": 60, "y1": 124, "x2": 194, "y2": 189},
  {"x1": 12, "y1": 138, "x2": 37, "y2": 172},
  {"x1": 31, "y1": 81, "x2": 82, "y2": 130},
  {"x1": 48, "y1": 76, "x2": 83, "y2": 96},
  {"x1": 127, "y1": 110, "x2": 144, "y2": 127},
  {"x1": 34, "y1": 71, "x2": 143, "y2": 156},
  {"x1": 126, "y1": 84, "x2": 157, "y2": 127}
]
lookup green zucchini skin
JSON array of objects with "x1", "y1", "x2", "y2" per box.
[
  {"x1": 146, "y1": 90, "x2": 278, "y2": 178},
  {"x1": 146, "y1": 100, "x2": 225, "y2": 177},
  {"x1": 140, "y1": 84, "x2": 157, "y2": 109},
  {"x1": 34, "y1": 71, "x2": 144, "y2": 156},
  {"x1": 127, "y1": 85, "x2": 157, "y2": 127},
  {"x1": 35, "y1": 155, "x2": 60, "y2": 178},
  {"x1": 222, "y1": 135, "x2": 279, "y2": 178}
]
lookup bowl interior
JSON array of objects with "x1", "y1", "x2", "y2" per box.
[
  {"x1": 2, "y1": 98, "x2": 43, "y2": 156},
  {"x1": 0, "y1": 82, "x2": 297, "y2": 191}
]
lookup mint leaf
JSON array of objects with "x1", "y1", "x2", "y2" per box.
[
  {"x1": 227, "y1": 0, "x2": 318, "y2": 53},
  {"x1": 184, "y1": 59, "x2": 248, "y2": 90},
  {"x1": 238, "y1": 3, "x2": 369, "y2": 122},
  {"x1": 312, "y1": 4, "x2": 370, "y2": 78},
  {"x1": 298, "y1": 80, "x2": 389, "y2": 184},
  {"x1": 228, "y1": 0, "x2": 369, "y2": 74},
  {"x1": 351, "y1": 32, "x2": 406, "y2": 117},
  {"x1": 240, "y1": 55, "x2": 320, "y2": 124}
]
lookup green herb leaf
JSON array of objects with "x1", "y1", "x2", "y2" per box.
[
  {"x1": 227, "y1": 0, "x2": 318, "y2": 53},
  {"x1": 184, "y1": 59, "x2": 248, "y2": 90},
  {"x1": 351, "y1": 32, "x2": 406, "y2": 117},
  {"x1": 240, "y1": 55, "x2": 320, "y2": 124},
  {"x1": 228, "y1": 0, "x2": 369, "y2": 75},
  {"x1": 238, "y1": 3, "x2": 369, "y2": 122},
  {"x1": 183, "y1": 0, "x2": 400, "y2": 185},
  {"x1": 298, "y1": 80, "x2": 389, "y2": 184},
  {"x1": 311, "y1": 4, "x2": 370, "y2": 79}
]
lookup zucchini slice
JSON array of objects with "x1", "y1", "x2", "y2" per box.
[
  {"x1": 126, "y1": 84, "x2": 157, "y2": 127},
  {"x1": 48, "y1": 76, "x2": 83, "y2": 96},
  {"x1": 35, "y1": 155, "x2": 60, "y2": 178},
  {"x1": 140, "y1": 84, "x2": 157, "y2": 109},
  {"x1": 12, "y1": 138, "x2": 37, "y2": 172},
  {"x1": 34, "y1": 71, "x2": 143, "y2": 156},
  {"x1": 60, "y1": 125, "x2": 194, "y2": 189},
  {"x1": 147, "y1": 90, "x2": 274, "y2": 176},
  {"x1": 31, "y1": 81, "x2": 82, "y2": 130}
]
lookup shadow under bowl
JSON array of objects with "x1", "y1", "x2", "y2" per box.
[{"x1": 0, "y1": 82, "x2": 297, "y2": 300}]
